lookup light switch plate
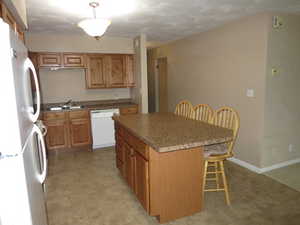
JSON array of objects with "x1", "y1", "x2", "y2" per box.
[{"x1": 246, "y1": 89, "x2": 254, "y2": 97}]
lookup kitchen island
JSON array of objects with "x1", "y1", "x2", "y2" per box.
[{"x1": 113, "y1": 113, "x2": 233, "y2": 223}]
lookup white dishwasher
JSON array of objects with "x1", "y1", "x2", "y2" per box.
[{"x1": 90, "y1": 108, "x2": 120, "y2": 150}]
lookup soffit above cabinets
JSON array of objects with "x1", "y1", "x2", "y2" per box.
[{"x1": 26, "y1": 0, "x2": 300, "y2": 42}]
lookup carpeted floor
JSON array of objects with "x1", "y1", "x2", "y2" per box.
[
  {"x1": 265, "y1": 163, "x2": 300, "y2": 192},
  {"x1": 46, "y1": 148, "x2": 300, "y2": 225}
]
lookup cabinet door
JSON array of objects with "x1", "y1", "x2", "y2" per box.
[
  {"x1": 69, "y1": 119, "x2": 91, "y2": 147},
  {"x1": 44, "y1": 120, "x2": 69, "y2": 150},
  {"x1": 125, "y1": 55, "x2": 135, "y2": 87},
  {"x1": 116, "y1": 136, "x2": 125, "y2": 162},
  {"x1": 135, "y1": 153, "x2": 149, "y2": 212},
  {"x1": 63, "y1": 53, "x2": 85, "y2": 67},
  {"x1": 124, "y1": 143, "x2": 135, "y2": 191},
  {"x1": 86, "y1": 54, "x2": 107, "y2": 88},
  {"x1": 107, "y1": 55, "x2": 126, "y2": 88},
  {"x1": 38, "y1": 53, "x2": 62, "y2": 67},
  {"x1": 115, "y1": 140, "x2": 125, "y2": 176}
]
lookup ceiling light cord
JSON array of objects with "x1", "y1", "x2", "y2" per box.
[{"x1": 89, "y1": 2, "x2": 99, "y2": 19}]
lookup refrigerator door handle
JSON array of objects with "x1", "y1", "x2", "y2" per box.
[
  {"x1": 24, "y1": 58, "x2": 40, "y2": 122},
  {"x1": 33, "y1": 124, "x2": 47, "y2": 183}
]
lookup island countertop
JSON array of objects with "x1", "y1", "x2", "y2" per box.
[{"x1": 113, "y1": 112, "x2": 233, "y2": 152}]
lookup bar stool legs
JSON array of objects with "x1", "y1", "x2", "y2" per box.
[{"x1": 203, "y1": 159, "x2": 230, "y2": 205}]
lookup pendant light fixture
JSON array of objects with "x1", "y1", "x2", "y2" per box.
[{"x1": 78, "y1": 1, "x2": 111, "y2": 40}]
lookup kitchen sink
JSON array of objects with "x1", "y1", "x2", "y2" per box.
[{"x1": 47, "y1": 105, "x2": 85, "y2": 111}]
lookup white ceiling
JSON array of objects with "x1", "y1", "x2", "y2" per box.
[{"x1": 26, "y1": 0, "x2": 300, "y2": 42}]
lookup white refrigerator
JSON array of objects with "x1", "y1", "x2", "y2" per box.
[{"x1": 0, "y1": 19, "x2": 48, "y2": 225}]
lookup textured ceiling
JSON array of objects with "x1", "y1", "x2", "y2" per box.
[{"x1": 26, "y1": 0, "x2": 300, "y2": 42}]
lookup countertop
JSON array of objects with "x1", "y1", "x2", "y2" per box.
[
  {"x1": 42, "y1": 99, "x2": 137, "y2": 112},
  {"x1": 113, "y1": 112, "x2": 233, "y2": 153}
]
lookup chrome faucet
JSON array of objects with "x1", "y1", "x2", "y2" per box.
[
  {"x1": 65, "y1": 99, "x2": 72, "y2": 106},
  {"x1": 61, "y1": 99, "x2": 73, "y2": 108}
]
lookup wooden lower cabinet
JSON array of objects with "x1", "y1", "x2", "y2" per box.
[
  {"x1": 43, "y1": 110, "x2": 92, "y2": 151},
  {"x1": 135, "y1": 153, "x2": 149, "y2": 212},
  {"x1": 44, "y1": 120, "x2": 69, "y2": 150},
  {"x1": 115, "y1": 123, "x2": 203, "y2": 223},
  {"x1": 124, "y1": 142, "x2": 136, "y2": 191},
  {"x1": 69, "y1": 118, "x2": 91, "y2": 147}
]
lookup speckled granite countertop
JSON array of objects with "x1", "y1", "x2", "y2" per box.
[
  {"x1": 42, "y1": 99, "x2": 137, "y2": 112},
  {"x1": 113, "y1": 112, "x2": 233, "y2": 153}
]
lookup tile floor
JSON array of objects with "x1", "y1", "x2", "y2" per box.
[{"x1": 46, "y1": 148, "x2": 300, "y2": 225}]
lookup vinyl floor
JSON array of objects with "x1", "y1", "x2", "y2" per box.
[{"x1": 45, "y1": 148, "x2": 300, "y2": 225}]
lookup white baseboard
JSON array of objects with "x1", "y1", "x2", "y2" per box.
[
  {"x1": 228, "y1": 158, "x2": 262, "y2": 173},
  {"x1": 228, "y1": 157, "x2": 300, "y2": 174},
  {"x1": 259, "y1": 158, "x2": 300, "y2": 173}
]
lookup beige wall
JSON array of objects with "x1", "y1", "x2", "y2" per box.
[
  {"x1": 26, "y1": 33, "x2": 134, "y2": 103},
  {"x1": 149, "y1": 14, "x2": 271, "y2": 167},
  {"x1": 131, "y1": 34, "x2": 148, "y2": 113},
  {"x1": 262, "y1": 14, "x2": 300, "y2": 167},
  {"x1": 39, "y1": 69, "x2": 130, "y2": 103}
]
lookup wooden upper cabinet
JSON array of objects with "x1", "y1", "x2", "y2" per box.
[
  {"x1": 63, "y1": 53, "x2": 86, "y2": 68},
  {"x1": 86, "y1": 54, "x2": 107, "y2": 88},
  {"x1": 38, "y1": 53, "x2": 62, "y2": 67},
  {"x1": 1, "y1": 4, "x2": 16, "y2": 31},
  {"x1": 125, "y1": 55, "x2": 135, "y2": 87},
  {"x1": 107, "y1": 55, "x2": 126, "y2": 88},
  {"x1": 0, "y1": 1, "x2": 25, "y2": 43}
]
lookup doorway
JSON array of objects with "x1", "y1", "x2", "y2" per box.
[
  {"x1": 155, "y1": 57, "x2": 168, "y2": 112},
  {"x1": 147, "y1": 52, "x2": 168, "y2": 113}
]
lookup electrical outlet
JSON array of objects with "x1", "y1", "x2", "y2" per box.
[
  {"x1": 246, "y1": 89, "x2": 254, "y2": 97},
  {"x1": 288, "y1": 144, "x2": 294, "y2": 153}
]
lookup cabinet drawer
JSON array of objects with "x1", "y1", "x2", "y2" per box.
[
  {"x1": 39, "y1": 53, "x2": 62, "y2": 67},
  {"x1": 120, "y1": 106, "x2": 138, "y2": 115},
  {"x1": 130, "y1": 135, "x2": 148, "y2": 160},
  {"x1": 63, "y1": 53, "x2": 85, "y2": 67},
  {"x1": 69, "y1": 110, "x2": 89, "y2": 119},
  {"x1": 43, "y1": 112, "x2": 66, "y2": 121},
  {"x1": 124, "y1": 131, "x2": 148, "y2": 160}
]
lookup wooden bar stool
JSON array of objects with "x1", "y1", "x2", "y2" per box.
[
  {"x1": 192, "y1": 104, "x2": 213, "y2": 122},
  {"x1": 203, "y1": 106, "x2": 240, "y2": 205},
  {"x1": 174, "y1": 100, "x2": 193, "y2": 118}
]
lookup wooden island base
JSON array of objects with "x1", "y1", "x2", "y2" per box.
[{"x1": 115, "y1": 123, "x2": 204, "y2": 223}]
